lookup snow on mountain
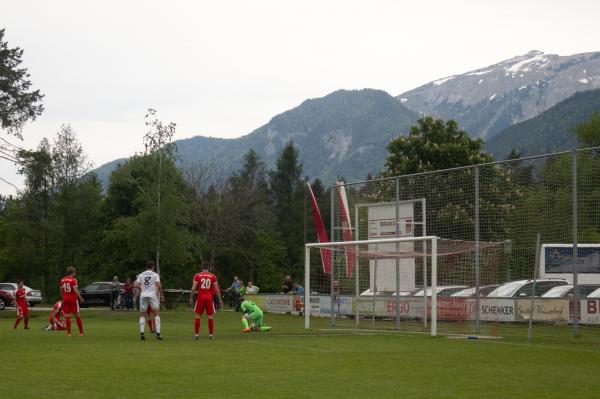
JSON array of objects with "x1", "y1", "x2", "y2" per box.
[{"x1": 398, "y1": 50, "x2": 600, "y2": 140}]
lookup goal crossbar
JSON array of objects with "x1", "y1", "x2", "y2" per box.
[{"x1": 304, "y1": 236, "x2": 439, "y2": 336}]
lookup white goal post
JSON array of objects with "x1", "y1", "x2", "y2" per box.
[{"x1": 304, "y1": 236, "x2": 439, "y2": 336}]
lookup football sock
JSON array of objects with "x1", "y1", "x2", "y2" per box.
[
  {"x1": 154, "y1": 316, "x2": 161, "y2": 334},
  {"x1": 241, "y1": 318, "x2": 249, "y2": 329},
  {"x1": 24, "y1": 317, "x2": 29, "y2": 328},
  {"x1": 14, "y1": 317, "x2": 21, "y2": 329},
  {"x1": 194, "y1": 318, "x2": 200, "y2": 334},
  {"x1": 139, "y1": 316, "x2": 146, "y2": 333},
  {"x1": 147, "y1": 319, "x2": 153, "y2": 330},
  {"x1": 66, "y1": 316, "x2": 72, "y2": 334},
  {"x1": 208, "y1": 318, "x2": 214, "y2": 335},
  {"x1": 260, "y1": 326, "x2": 272, "y2": 331},
  {"x1": 76, "y1": 317, "x2": 83, "y2": 334}
]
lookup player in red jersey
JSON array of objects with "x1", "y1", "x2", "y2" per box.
[
  {"x1": 60, "y1": 266, "x2": 85, "y2": 336},
  {"x1": 13, "y1": 280, "x2": 29, "y2": 329},
  {"x1": 190, "y1": 262, "x2": 222, "y2": 340},
  {"x1": 44, "y1": 300, "x2": 66, "y2": 331}
]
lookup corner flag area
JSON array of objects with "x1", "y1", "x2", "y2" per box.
[{"x1": 2, "y1": 309, "x2": 600, "y2": 398}]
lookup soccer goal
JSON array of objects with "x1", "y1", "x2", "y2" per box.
[{"x1": 304, "y1": 236, "x2": 505, "y2": 337}]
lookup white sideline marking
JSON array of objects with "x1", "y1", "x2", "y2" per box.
[
  {"x1": 249, "y1": 340, "x2": 338, "y2": 353},
  {"x1": 482, "y1": 339, "x2": 600, "y2": 355}
]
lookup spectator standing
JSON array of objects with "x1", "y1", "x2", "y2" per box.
[
  {"x1": 246, "y1": 281, "x2": 259, "y2": 295},
  {"x1": 124, "y1": 277, "x2": 134, "y2": 310},
  {"x1": 281, "y1": 275, "x2": 293, "y2": 294},
  {"x1": 111, "y1": 276, "x2": 120, "y2": 310}
]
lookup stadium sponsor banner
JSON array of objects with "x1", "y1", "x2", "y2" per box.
[
  {"x1": 318, "y1": 296, "x2": 353, "y2": 315},
  {"x1": 581, "y1": 299, "x2": 600, "y2": 324},
  {"x1": 515, "y1": 299, "x2": 570, "y2": 322},
  {"x1": 433, "y1": 297, "x2": 470, "y2": 321},
  {"x1": 474, "y1": 299, "x2": 517, "y2": 322},
  {"x1": 265, "y1": 295, "x2": 294, "y2": 313},
  {"x1": 357, "y1": 297, "x2": 424, "y2": 318}
]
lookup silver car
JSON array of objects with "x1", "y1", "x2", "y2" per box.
[
  {"x1": 0, "y1": 283, "x2": 43, "y2": 306},
  {"x1": 487, "y1": 279, "x2": 568, "y2": 298}
]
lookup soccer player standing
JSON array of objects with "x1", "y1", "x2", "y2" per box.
[
  {"x1": 135, "y1": 261, "x2": 164, "y2": 340},
  {"x1": 190, "y1": 262, "x2": 222, "y2": 340},
  {"x1": 13, "y1": 280, "x2": 29, "y2": 330},
  {"x1": 60, "y1": 266, "x2": 85, "y2": 336}
]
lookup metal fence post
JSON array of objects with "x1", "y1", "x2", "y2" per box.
[
  {"x1": 395, "y1": 177, "x2": 401, "y2": 330},
  {"x1": 474, "y1": 165, "x2": 481, "y2": 334},
  {"x1": 330, "y1": 186, "x2": 336, "y2": 327},
  {"x1": 572, "y1": 150, "x2": 579, "y2": 338}
]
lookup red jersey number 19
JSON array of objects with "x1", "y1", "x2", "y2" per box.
[{"x1": 63, "y1": 282, "x2": 72, "y2": 293}]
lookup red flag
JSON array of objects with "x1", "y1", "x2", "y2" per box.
[
  {"x1": 335, "y1": 182, "x2": 355, "y2": 277},
  {"x1": 307, "y1": 183, "x2": 332, "y2": 274}
]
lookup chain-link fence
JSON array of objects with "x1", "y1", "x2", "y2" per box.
[{"x1": 306, "y1": 148, "x2": 600, "y2": 340}]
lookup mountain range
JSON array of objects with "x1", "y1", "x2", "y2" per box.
[{"x1": 93, "y1": 50, "x2": 600, "y2": 187}]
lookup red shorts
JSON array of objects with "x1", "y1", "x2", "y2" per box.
[
  {"x1": 62, "y1": 300, "x2": 79, "y2": 314},
  {"x1": 16, "y1": 303, "x2": 28, "y2": 317},
  {"x1": 194, "y1": 295, "x2": 215, "y2": 316}
]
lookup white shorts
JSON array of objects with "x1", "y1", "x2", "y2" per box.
[{"x1": 140, "y1": 296, "x2": 160, "y2": 313}]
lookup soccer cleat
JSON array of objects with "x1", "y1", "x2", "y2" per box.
[
  {"x1": 194, "y1": 334, "x2": 199, "y2": 340},
  {"x1": 156, "y1": 333, "x2": 162, "y2": 340},
  {"x1": 151, "y1": 329, "x2": 157, "y2": 334},
  {"x1": 140, "y1": 332, "x2": 145, "y2": 341},
  {"x1": 24, "y1": 326, "x2": 30, "y2": 330},
  {"x1": 242, "y1": 328, "x2": 251, "y2": 333},
  {"x1": 208, "y1": 335, "x2": 214, "y2": 340},
  {"x1": 67, "y1": 333, "x2": 72, "y2": 337},
  {"x1": 80, "y1": 333, "x2": 84, "y2": 337}
]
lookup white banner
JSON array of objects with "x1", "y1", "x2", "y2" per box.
[
  {"x1": 477, "y1": 299, "x2": 517, "y2": 322},
  {"x1": 265, "y1": 295, "x2": 294, "y2": 313},
  {"x1": 367, "y1": 202, "x2": 415, "y2": 292}
]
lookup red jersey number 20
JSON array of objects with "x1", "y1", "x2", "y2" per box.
[{"x1": 200, "y1": 278, "x2": 211, "y2": 290}]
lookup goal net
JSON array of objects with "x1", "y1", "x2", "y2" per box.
[{"x1": 304, "y1": 236, "x2": 505, "y2": 337}]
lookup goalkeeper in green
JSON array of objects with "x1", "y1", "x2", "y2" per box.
[{"x1": 240, "y1": 298, "x2": 271, "y2": 332}]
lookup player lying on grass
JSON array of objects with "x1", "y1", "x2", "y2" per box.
[
  {"x1": 240, "y1": 298, "x2": 271, "y2": 332},
  {"x1": 13, "y1": 280, "x2": 29, "y2": 330},
  {"x1": 43, "y1": 300, "x2": 66, "y2": 331}
]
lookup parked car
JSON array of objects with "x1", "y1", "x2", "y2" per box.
[
  {"x1": 0, "y1": 283, "x2": 43, "y2": 306},
  {"x1": 585, "y1": 287, "x2": 600, "y2": 298},
  {"x1": 360, "y1": 289, "x2": 415, "y2": 297},
  {"x1": 451, "y1": 285, "x2": 500, "y2": 298},
  {"x1": 542, "y1": 284, "x2": 600, "y2": 298},
  {"x1": 487, "y1": 279, "x2": 568, "y2": 298},
  {"x1": 80, "y1": 282, "x2": 124, "y2": 307},
  {"x1": 413, "y1": 286, "x2": 468, "y2": 297},
  {"x1": 0, "y1": 289, "x2": 14, "y2": 310}
]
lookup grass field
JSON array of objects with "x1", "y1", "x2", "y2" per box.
[{"x1": 2, "y1": 307, "x2": 600, "y2": 399}]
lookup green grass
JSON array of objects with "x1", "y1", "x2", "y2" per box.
[{"x1": 1, "y1": 308, "x2": 600, "y2": 398}]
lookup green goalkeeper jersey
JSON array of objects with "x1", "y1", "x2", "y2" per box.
[{"x1": 240, "y1": 300, "x2": 262, "y2": 314}]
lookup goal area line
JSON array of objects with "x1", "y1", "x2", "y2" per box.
[{"x1": 318, "y1": 328, "x2": 503, "y2": 339}]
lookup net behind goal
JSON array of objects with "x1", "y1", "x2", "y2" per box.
[{"x1": 304, "y1": 236, "x2": 505, "y2": 337}]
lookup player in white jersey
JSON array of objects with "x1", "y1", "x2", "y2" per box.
[{"x1": 134, "y1": 261, "x2": 164, "y2": 340}]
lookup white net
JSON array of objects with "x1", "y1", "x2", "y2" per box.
[{"x1": 304, "y1": 236, "x2": 506, "y2": 336}]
